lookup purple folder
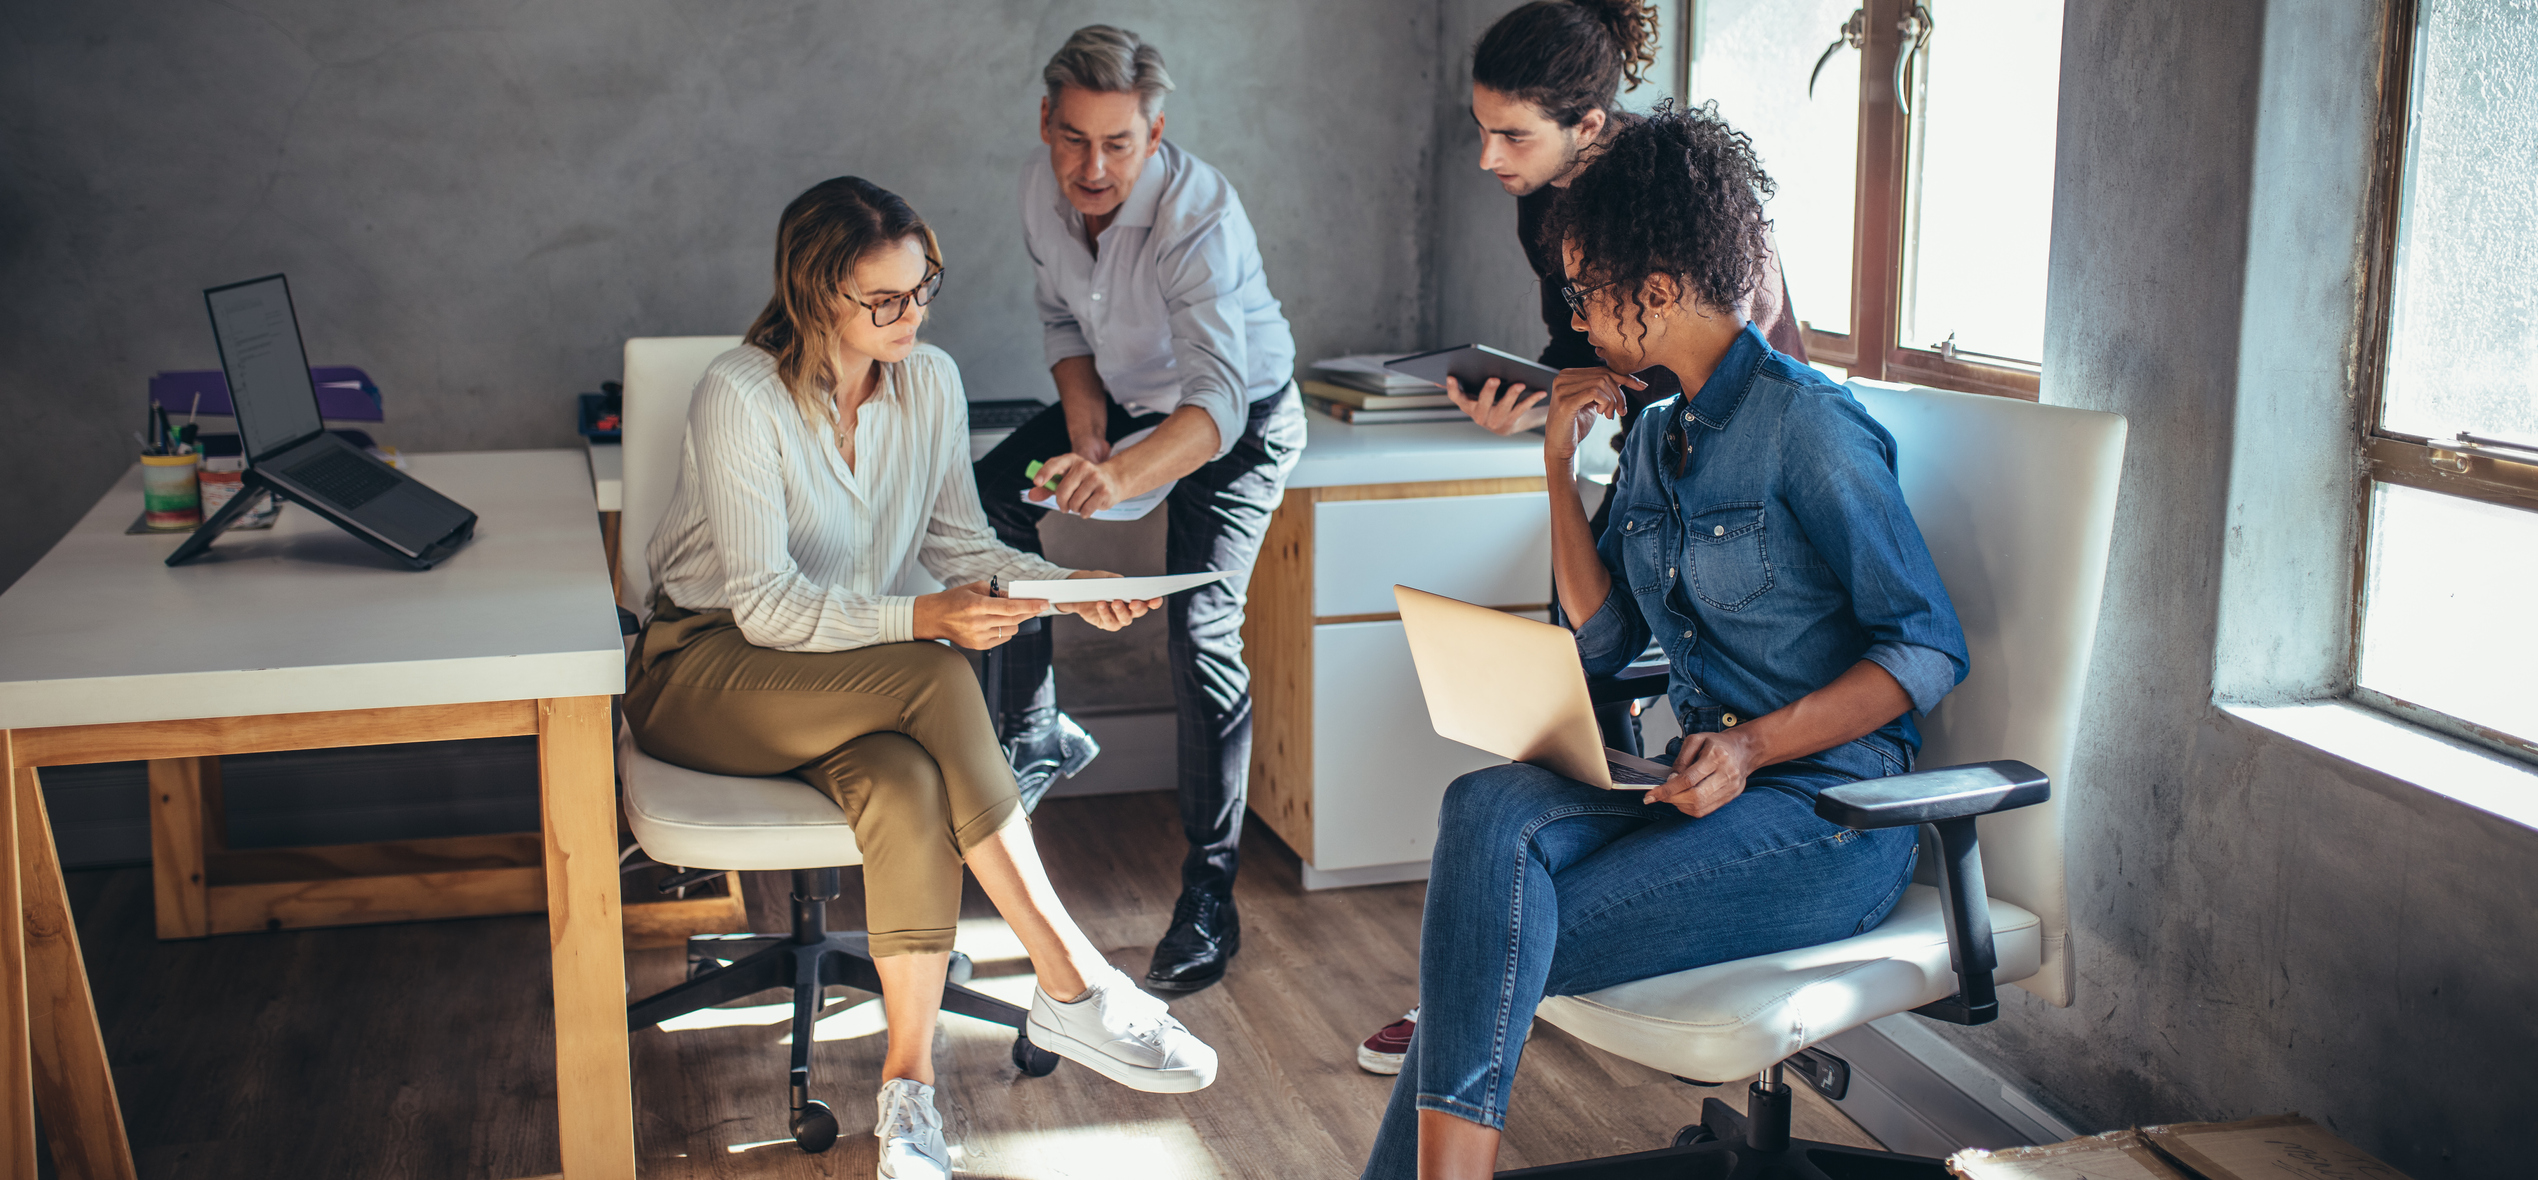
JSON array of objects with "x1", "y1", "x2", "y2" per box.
[{"x1": 149, "y1": 366, "x2": 383, "y2": 422}]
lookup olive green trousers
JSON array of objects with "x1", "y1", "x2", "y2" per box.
[{"x1": 624, "y1": 595, "x2": 1023, "y2": 957}]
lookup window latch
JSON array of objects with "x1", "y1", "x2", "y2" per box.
[
  {"x1": 1896, "y1": 5, "x2": 1935, "y2": 117},
  {"x1": 1809, "y1": 9, "x2": 1868, "y2": 100}
]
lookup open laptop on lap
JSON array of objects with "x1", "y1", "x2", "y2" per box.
[
  {"x1": 168, "y1": 274, "x2": 475, "y2": 569},
  {"x1": 1394, "y1": 585, "x2": 1674, "y2": 789}
]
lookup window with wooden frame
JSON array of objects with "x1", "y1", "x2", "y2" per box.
[
  {"x1": 1690, "y1": 0, "x2": 2063, "y2": 400},
  {"x1": 2352, "y1": 0, "x2": 2538, "y2": 766}
]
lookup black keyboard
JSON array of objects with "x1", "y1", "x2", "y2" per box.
[
  {"x1": 968, "y1": 399, "x2": 1052, "y2": 431},
  {"x1": 1608, "y1": 758, "x2": 1667, "y2": 786},
  {"x1": 286, "y1": 447, "x2": 400, "y2": 509}
]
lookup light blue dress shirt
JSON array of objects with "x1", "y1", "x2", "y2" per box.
[{"x1": 1017, "y1": 139, "x2": 1296, "y2": 461}]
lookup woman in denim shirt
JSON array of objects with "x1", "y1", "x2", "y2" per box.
[{"x1": 1362, "y1": 105, "x2": 1970, "y2": 1179}]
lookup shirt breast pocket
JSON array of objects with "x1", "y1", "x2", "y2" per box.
[
  {"x1": 1616, "y1": 505, "x2": 1673, "y2": 595},
  {"x1": 1687, "y1": 502, "x2": 1773, "y2": 611}
]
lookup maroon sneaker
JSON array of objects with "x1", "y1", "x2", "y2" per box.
[{"x1": 1356, "y1": 1007, "x2": 1418, "y2": 1075}]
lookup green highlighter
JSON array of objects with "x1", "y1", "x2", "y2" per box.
[{"x1": 1024, "y1": 459, "x2": 1058, "y2": 489}]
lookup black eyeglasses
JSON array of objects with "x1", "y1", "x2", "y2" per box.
[
  {"x1": 1560, "y1": 277, "x2": 1619, "y2": 317},
  {"x1": 847, "y1": 265, "x2": 946, "y2": 327}
]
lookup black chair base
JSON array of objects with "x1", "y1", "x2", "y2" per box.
[
  {"x1": 1499, "y1": 1087, "x2": 1948, "y2": 1179},
  {"x1": 627, "y1": 868, "x2": 1061, "y2": 1154}
]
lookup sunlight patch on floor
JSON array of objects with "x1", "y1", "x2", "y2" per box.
[
  {"x1": 954, "y1": 915, "x2": 1032, "y2": 976},
  {"x1": 955, "y1": 1117, "x2": 1219, "y2": 1179},
  {"x1": 657, "y1": 995, "x2": 892, "y2": 1043}
]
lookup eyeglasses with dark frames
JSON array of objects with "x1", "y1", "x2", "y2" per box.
[
  {"x1": 1560, "y1": 276, "x2": 1621, "y2": 318},
  {"x1": 847, "y1": 264, "x2": 946, "y2": 328}
]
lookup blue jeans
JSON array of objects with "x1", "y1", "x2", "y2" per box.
[{"x1": 1361, "y1": 762, "x2": 1918, "y2": 1179}]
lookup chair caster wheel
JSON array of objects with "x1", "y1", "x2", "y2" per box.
[
  {"x1": 1012, "y1": 1032, "x2": 1061, "y2": 1077},
  {"x1": 791, "y1": 1099, "x2": 839, "y2": 1154},
  {"x1": 1672, "y1": 1123, "x2": 1719, "y2": 1148},
  {"x1": 949, "y1": 950, "x2": 974, "y2": 985}
]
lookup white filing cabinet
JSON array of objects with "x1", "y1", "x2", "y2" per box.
[{"x1": 1244, "y1": 476, "x2": 1559, "y2": 889}]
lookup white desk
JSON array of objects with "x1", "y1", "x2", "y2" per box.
[
  {"x1": 1244, "y1": 414, "x2": 1615, "y2": 889},
  {"x1": 586, "y1": 435, "x2": 622, "y2": 513},
  {"x1": 1, "y1": 450, "x2": 634, "y2": 1179}
]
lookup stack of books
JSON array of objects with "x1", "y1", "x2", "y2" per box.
[{"x1": 1303, "y1": 353, "x2": 1468, "y2": 424}]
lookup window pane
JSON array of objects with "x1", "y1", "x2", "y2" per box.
[
  {"x1": 1898, "y1": 0, "x2": 2064, "y2": 364},
  {"x1": 2356, "y1": 482, "x2": 2538, "y2": 745},
  {"x1": 2381, "y1": 0, "x2": 2538, "y2": 443},
  {"x1": 1691, "y1": 0, "x2": 1859, "y2": 337}
]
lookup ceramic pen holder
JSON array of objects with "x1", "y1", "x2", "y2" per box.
[{"x1": 140, "y1": 451, "x2": 202, "y2": 530}]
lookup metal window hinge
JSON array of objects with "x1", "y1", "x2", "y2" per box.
[{"x1": 2429, "y1": 431, "x2": 2538, "y2": 471}]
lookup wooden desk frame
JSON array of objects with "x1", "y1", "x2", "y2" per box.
[{"x1": 4, "y1": 696, "x2": 636, "y2": 1180}]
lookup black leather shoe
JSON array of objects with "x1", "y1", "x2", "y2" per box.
[
  {"x1": 1005, "y1": 712, "x2": 1099, "y2": 813},
  {"x1": 1145, "y1": 886, "x2": 1240, "y2": 995}
]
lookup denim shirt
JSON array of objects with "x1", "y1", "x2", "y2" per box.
[{"x1": 1574, "y1": 324, "x2": 1969, "y2": 786}]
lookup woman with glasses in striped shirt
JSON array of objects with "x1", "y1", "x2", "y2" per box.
[{"x1": 624, "y1": 176, "x2": 1219, "y2": 1179}]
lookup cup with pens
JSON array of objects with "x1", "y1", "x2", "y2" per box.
[{"x1": 138, "y1": 400, "x2": 204, "y2": 531}]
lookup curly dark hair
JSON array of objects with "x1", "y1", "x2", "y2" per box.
[
  {"x1": 1539, "y1": 100, "x2": 1776, "y2": 344},
  {"x1": 1473, "y1": 0, "x2": 1662, "y2": 127}
]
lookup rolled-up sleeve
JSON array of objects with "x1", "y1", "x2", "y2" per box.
[
  {"x1": 1154, "y1": 214, "x2": 1251, "y2": 461},
  {"x1": 1781, "y1": 395, "x2": 1970, "y2": 714}
]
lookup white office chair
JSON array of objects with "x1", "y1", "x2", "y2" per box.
[
  {"x1": 611, "y1": 337, "x2": 1059, "y2": 1157},
  {"x1": 1512, "y1": 383, "x2": 2127, "y2": 1177}
]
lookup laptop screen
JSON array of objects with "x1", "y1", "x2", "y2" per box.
[{"x1": 204, "y1": 275, "x2": 324, "y2": 462}]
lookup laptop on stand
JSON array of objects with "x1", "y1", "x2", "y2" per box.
[
  {"x1": 168, "y1": 274, "x2": 475, "y2": 569},
  {"x1": 1394, "y1": 585, "x2": 1675, "y2": 789}
]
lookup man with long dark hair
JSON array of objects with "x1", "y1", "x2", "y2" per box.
[
  {"x1": 1357, "y1": 0, "x2": 1811, "y2": 1077},
  {"x1": 974, "y1": 25, "x2": 1305, "y2": 997},
  {"x1": 1446, "y1": 0, "x2": 1804, "y2": 437}
]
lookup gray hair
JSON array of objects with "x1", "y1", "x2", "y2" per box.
[{"x1": 1042, "y1": 25, "x2": 1174, "y2": 118}]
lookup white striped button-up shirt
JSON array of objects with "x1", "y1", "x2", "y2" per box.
[{"x1": 646, "y1": 344, "x2": 1073, "y2": 651}]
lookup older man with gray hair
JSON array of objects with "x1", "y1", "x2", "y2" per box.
[{"x1": 975, "y1": 24, "x2": 1303, "y2": 996}]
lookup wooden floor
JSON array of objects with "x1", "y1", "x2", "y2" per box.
[{"x1": 40, "y1": 791, "x2": 1879, "y2": 1178}]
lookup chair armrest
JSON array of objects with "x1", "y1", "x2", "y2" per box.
[
  {"x1": 1811, "y1": 760, "x2": 2049, "y2": 829},
  {"x1": 1815, "y1": 760, "x2": 2052, "y2": 1027}
]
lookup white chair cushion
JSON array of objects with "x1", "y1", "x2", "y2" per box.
[
  {"x1": 1534, "y1": 885, "x2": 2039, "y2": 1083},
  {"x1": 618, "y1": 725, "x2": 864, "y2": 871}
]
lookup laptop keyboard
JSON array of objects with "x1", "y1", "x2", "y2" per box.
[
  {"x1": 286, "y1": 447, "x2": 400, "y2": 509},
  {"x1": 1607, "y1": 758, "x2": 1667, "y2": 786}
]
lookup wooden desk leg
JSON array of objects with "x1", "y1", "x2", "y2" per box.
[
  {"x1": 147, "y1": 757, "x2": 221, "y2": 939},
  {"x1": 14, "y1": 760, "x2": 137, "y2": 1180},
  {"x1": 538, "y1": 696, "x2": 633, "y2": 1179},
  {"x1": 4, "y1": 739, "x2": 32, "y2": 1180},
  {"x1": 599, "y1": 511, "x2": 622, "y2": 604}
]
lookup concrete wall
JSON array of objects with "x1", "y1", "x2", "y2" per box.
[
  {"x1": 14, "y1": 2, "x2": 2536, "y2": 1172},
  {"x1": 1933, "y1": 3, "x2": 2538, "y2": 1176},
  {"x1": 0, "y1": 0, "x2": 1438, "y2": 593}
]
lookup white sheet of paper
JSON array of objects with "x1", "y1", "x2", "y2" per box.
[
  {"x1": 1020, "y1": 425, "x2": 1175, "y2": 521},
  {"x1": 1004, "y1": 571, "x2": 1233, "y2": 604}
]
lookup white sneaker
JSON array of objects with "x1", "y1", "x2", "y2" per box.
[
  {"x1": 1026, "y1": 965, "x2": 1219, "y2": 1093},
  {"x1": 874, "y1": 1077, "x2": 949, "y2": 1180}
]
